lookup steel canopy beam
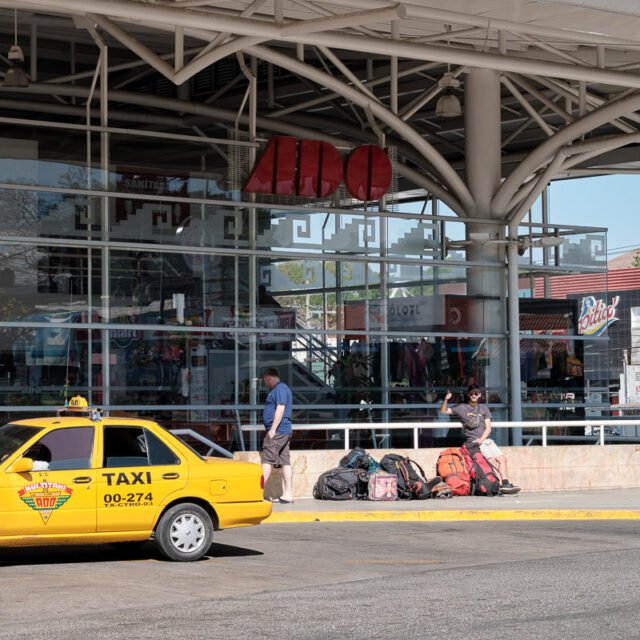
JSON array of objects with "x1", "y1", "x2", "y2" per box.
[
  {"x1": 2, "y1": 0, "x2": 404, "y2": 39},
  {"x1": 278, "y1": 5, "x2": 406, "y2": 36},
  {"x1": 6, "y1": 0, "x2": 640, "y2": 89},
  {"x1": 315, "y1": 0, "x2": 640, "y2": 46},
  {"x1": 492, "y1": 92, "x2": 640, "y2": 212},
  {"x1": 294, "y1": 32, "x2": 640, "y2": 91}
]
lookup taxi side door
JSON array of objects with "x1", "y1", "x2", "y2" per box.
[
  {"x1": 97, "y1": 424, "x2": 187, "y2": 532},
  {"x1": 0, "y1": 425, "x2": 97, "y2": 537}
]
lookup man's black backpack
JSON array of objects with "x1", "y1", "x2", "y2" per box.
[
  {"x1": 380, "y1": 454, "x2": 438, "y2": 500},
  {"x1": 338, "y1": 447, "x2": 371, "y2": 471},
  {"x1": 313, "y1": 467, "x2": 368, "y2": 500}
]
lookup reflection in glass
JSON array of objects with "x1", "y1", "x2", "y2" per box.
[
  {"x1": 256, "y1": 210, "x2": 381, "y2": 255},
  {"x1": 0, "y1": 189, "x2": 98, "y2": 240},
  {"x1": 520, "y1": 338, "x2": 586, "y2": 413},
  {"x1": 110, "y1": 250, "x2": 244, "y2": 326},
  {"x1": 107, "y1": 133, "x2": 236, "y2": 199},
  {"x1": 0, "y1": 244, "x2": 97, "y2": 321},
  {"x1": 0, "y1": 327, "x2": 97, "y2": 411},
  {"x1": 108, "y1": 197, "x2": 250, "y2": 247}
]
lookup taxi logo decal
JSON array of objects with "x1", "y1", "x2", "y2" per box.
[{"x1": 18, "y1": 482, "x2": 73, "y2": 524}]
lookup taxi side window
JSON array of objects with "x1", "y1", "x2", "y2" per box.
[
  {"x1": 24, "y1": 427, "x2": 94, "y2": 471},
  {"x1": 103, "y1": 426, "x2": 179, "y2": 467},
  {"x1": 145, "y1": 429, "x2": 180, "y2": 466}
]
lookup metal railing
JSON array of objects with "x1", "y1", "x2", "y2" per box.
[
  {"x1": 242, "y1": 420, "x2": 640, "y2": 450},
  {"x1": 171, "y1": 428, "x2": 234, "y2": 458}
]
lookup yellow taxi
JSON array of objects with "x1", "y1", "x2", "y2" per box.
[{"x1": 0, "y1": 397, "x2": 271, "y2": 561}]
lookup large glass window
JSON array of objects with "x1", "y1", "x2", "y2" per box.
[
  {"x1": 110, "y1": 250, "x2": 246, "y2": 326},
  {"x1": 0, "y1": 118, "x2": 615, "y2": 452},
  {"x1": 256, "y1": 211, "x2": 381, "y2": 255},
  {"x1": 0, "y1": 326, "x2": 97, "y2": 408},
  {"x1": 107, "y1": 131, "x2": 238, "y2": 198}
]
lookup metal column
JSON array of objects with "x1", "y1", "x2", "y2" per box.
[
  {"x1": 508, "y1": 222, "x2": 523, "y2": 443},
  {"x1": 464, "y1": 68, "x2": 509, "y2": 440}
]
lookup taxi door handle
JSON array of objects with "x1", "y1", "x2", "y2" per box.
[
  {"x1": 73, "y1": 476, "x2": 92, "y2": 484},
  {"x1": 162, "y1": 473, "x2": 180, "y2": 479}
]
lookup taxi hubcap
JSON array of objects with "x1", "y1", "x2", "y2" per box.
[{"x1": 170, "y1": 513, "x2": 205, "y2": 552}]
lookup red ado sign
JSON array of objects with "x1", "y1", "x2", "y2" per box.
[{"x1": 243, "y1": 136, "x2": 392, "y2": 201}]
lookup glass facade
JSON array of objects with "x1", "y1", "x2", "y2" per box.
[
  {"x1": 515, "y1": 222, "x2": 610, "y2": 442},
  {"x1": 0, "y1": 121, "x2": 609, "y2": 451}
]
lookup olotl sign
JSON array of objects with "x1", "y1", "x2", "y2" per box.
[{"x1": 578, "y1": 295, "x2": 619, "y2": 336}]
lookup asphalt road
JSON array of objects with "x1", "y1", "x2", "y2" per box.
[{"x1": 2, "y1": 520, "x2": 640, "y2": 639}]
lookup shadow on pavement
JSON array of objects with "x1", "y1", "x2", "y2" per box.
[
  {"x1": 0, "y1": 541, "x2": 263, "y2": 566},
  {"x1": 206, "y1": 542, "x2": 263, "y2": 558}
]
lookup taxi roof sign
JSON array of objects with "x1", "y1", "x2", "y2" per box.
[
  {"x1": 58, "y1": 396, "x2": 101, "y2": 421},
  {"x1": 67, "y1": 396, "x2": 89, "y2": 410}
]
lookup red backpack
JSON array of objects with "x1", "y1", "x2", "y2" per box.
[
  {"x1": 436, "y1": 448, "x2": 470, "y2": 496},
  {"x1": 460, "y1": 444, "x2": 501, "y2": 496}
]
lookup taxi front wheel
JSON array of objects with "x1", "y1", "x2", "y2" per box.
[{"x1": 156, "y1": 503, "x2": 213, "y2": 561}]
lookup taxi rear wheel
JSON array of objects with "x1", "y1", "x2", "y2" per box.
[{"x1": 156, "y1": 503, "x2": 213, "y2": 561}]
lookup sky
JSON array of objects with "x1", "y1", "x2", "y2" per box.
[
  {"x1": 399, "y1": 173, "x2": 638, "y2": 260},
  {"x1": 546, "y1": 174, "x2": 640, "y2": 259}
]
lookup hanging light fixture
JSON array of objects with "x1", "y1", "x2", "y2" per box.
[
  {"x1": 3, "y1": 9, "x2": 29, "y2": 88},
  {"x1": 435, "y1": 70, "x2": 461, "y2": 118}
]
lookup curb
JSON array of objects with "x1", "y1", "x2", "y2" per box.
[{"x1": 264, "y1": 509, "x2": 640, "y2": 523}]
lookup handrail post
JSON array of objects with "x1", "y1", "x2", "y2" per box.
[
  {"x1": 413, "y1": 426, "x2": 418, "y2": 449},
  {"x1": 345, "y1": 428, "x2": 349, "y2": 450},
  {"x1": 542, "y1": 424, "x2": 547, "y2": 447},
  {"x1": 600, "y1": 424, "x2": 605, "y2": 446}
]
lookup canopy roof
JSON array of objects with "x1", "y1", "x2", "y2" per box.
[{"x1": 1, "y1": 1, "x2": 640, "y2": 208}]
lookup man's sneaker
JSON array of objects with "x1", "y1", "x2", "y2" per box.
[{"x1": 500, "y1": 481, "x2": 521, "y2": 495}]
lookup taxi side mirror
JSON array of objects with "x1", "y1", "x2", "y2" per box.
[{"x1": 11, "y1": 457, "x2": 33, "y2": 473}]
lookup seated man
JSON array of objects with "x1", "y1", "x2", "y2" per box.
[{"x1": 440, "y1": 384, "x2": 520, "y2": 494}]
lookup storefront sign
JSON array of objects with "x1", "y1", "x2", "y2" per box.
[
  {"x1": 112, "y1": 328, "x2": 144, "y2": 349},
  {"x1": 208, "y1": 307, "x2": 296, "y2": 343},
  {"x1": 344, "y1": 296, "x2": 445, "y2": 336},
  {"x1": 115, "y1": 167, "x2": 190, "y2": 233},
  {"x1": 243, "y1": 137, "x2": 392, "y2": 201},
  {"x1": 578, "y1": 295, "x2": 619, "y2": 336}
]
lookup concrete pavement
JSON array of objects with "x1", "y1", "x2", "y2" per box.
[{"x1": 264, "y1": 486, "x2": 640, "y2": 522}]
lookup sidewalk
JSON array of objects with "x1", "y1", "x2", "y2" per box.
[{"x1": 264, "y1": 487, "x2": 640, "y2": 523}]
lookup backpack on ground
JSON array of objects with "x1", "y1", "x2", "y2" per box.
[
  {"x1": 368, "y1": 471, "x2": 398, "y2": 501},
  {"x1": 380, "y1": 454, "x2": 435, "y2": 500},
  {"x1": 436, "y1": 447, "x2": 471, "y2": 496},
  {"x1": 460, "y1": 444, "x2": 501, "y2": 496},
  {"x1": 430, "y1": 480, "x2": 453, "y2": 499},
  {"x1": 339, "y1": 447, "x2": 381, "y2": 475},
  {"x1": 339, "y1": 447, "x2": 371, "y2": 471},
  {"x1": 313, "y1": 467, "x2": 368, "y2": 500}
]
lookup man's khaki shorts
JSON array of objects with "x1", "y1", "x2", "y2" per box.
[
  {"x1": 480, "y1": 438, "x2": 503, "y2": 459},
  {"x1": 261, "y1": 432, "x2": 292, "y2": 466}
]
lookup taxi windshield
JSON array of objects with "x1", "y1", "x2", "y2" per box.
[{"x1": 0, "y1": 424, "x2": 43, "y2": 462}]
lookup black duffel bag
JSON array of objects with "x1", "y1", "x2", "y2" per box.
[{"x1": 313, "y1": 467, "x2": 368, "y2": 500}]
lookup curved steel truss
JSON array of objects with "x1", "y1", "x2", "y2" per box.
[{"x1": 1, "y1": 0, "x2": 640, "y2": 218}]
